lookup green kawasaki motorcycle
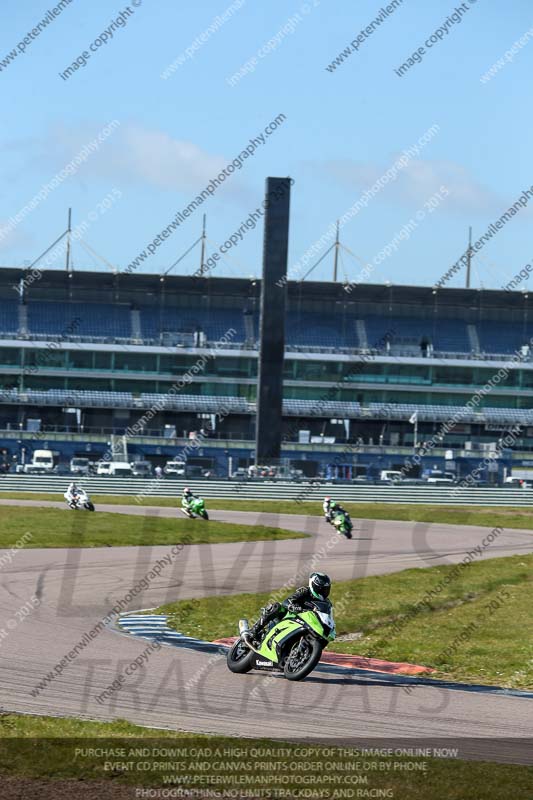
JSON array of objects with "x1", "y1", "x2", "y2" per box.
[
  {"x1": 332, "y1": 509, "x2": 353, "y2": 539},
  {"x1": 181, "y1": 496, "x2": 209, "y2": 520},
  {"x1": 227, "y1": 600, "x2": 336, "y2": 681}
]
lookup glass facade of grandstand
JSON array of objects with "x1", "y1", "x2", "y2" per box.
[{"x1": 4, "y1": 349, "x2": 533, "y2": 405}]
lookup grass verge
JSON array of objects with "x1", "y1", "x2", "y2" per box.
[
  {"x1": 0, "y1": 713, "x2": 531, "y2": 799},
  {"x1": 152, "y1": 553, "x2": 533, "y2": 689},
  {"x1": 0, "y1": 507, "x2": 303, "y2": 549},
  {"x1": 2, "y1": 492, "x2": 533, "y2": 531}
]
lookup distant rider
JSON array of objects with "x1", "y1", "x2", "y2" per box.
[
  {"x1": 181, "y1": 486, "x2": 196, "y2": 517},
  {"x1": 64, "y1": 481, "x2": 79, "y2": 508},
  {"x1": 323, "y1": 497, "x2": 348, "y2": 524},
  {"x1": 323, "y1": 496, "x2": 334, "y2": 522},
  {"x1": 242, "y1": 572, "x2": 332, "y2": 647}
]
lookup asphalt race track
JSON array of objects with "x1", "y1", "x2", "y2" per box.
[{"x1": 1, "y1": 499, "x2": 532, "y2": 764}]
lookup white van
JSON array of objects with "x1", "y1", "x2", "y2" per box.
[
  {"x1": 70, "y1": 457, "x2": 90, "y2": 475},
  {"x1": 24, "y1": 449, "x2": 55, "y2": 473},
  {"x1": 97, "y1": 461, "x2": 133, "y2": 477},
  {"x1": 109, "y1": 461, "x2": 133, "y2": 477},
  {"x1": 96, "y1": 461, "x2": 112, "y2": 476}
]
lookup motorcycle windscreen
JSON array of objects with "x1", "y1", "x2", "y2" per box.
[{"x1": 297, "y1": 609, "x2": 327, "y2": 637}]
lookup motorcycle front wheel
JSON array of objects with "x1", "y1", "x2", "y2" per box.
[
  {"x1": 227, "y1": 638, "x2": 255, "y2": 673},
  {"x1": 200, "y1": 510, "x2": 209, "y2": 520},
  {"x1": 85, "y1": 502, "x2": 95, "y2": 512},
  {"x1": 283, "y1": 636, "x2": 322, "y2": 681}
]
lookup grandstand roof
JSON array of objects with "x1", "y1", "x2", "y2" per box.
[{"x1": 0, "y1": 266, "x2": 529, "y2": 312}]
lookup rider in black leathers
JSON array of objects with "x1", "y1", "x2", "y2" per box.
[{"x1": 242, "y1": 572, "x2": 332, "y2": 647}]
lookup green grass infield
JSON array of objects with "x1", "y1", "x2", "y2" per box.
[{"x1": 0, "y1": 506, "x2": 304, "y2": 549}]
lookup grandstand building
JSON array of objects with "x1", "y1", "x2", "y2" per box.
[{"x1": 0, "y1": 266, "x2": 532, "y2": 480}]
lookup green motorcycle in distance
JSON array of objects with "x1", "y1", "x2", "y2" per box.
[
  {"x1": 227, "y1": 600, "x2": 336, "y2": 681},
  {"x1": 181, "y1": 496, "x2": 209, "y2": 520},
  {"x1": 332, "y1": 509, "x2": 353, "y2": 539}
]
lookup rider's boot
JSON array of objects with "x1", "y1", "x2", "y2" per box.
[
  {"x1": 242, "y1": 603, "x2": 281, "y2": 647},
  {"x1": 242, "y1": 614, "x2": 267, "y2": 646}
]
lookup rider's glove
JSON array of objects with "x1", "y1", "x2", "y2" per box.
[{"x1": 287, "y1": 600, "x2": 301, "y2": 613}]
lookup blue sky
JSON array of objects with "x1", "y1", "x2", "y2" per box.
[{"x1": 1, "y1": 0, "x2": 532, "y2": 289}]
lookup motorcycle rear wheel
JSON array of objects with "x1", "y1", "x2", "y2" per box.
[
  {"x1": 283, "y1": 637, "x2": 322, "y2": 681},
  {"x1": 227, "y1": 638, "x2": 255, "y2": 673}
]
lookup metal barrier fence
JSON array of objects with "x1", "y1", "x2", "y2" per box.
[{"x1": 1, "y1": 475, "x2": 533, "y2": 506}]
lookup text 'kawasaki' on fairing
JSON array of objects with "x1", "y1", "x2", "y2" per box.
[{"x1": 227, "y1": 599, "x2": 336, "y2": 681}]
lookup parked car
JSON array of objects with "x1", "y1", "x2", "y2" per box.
[
  {"x1": 23, "y1": 463, "x2": 48, "y2": 475},
  {"x1": 131, "y1": 460, "x2": 153, "y2": 477},
  {"x1": 53, "y1": 464, "x2": 72, "y2": 476},
  {"x1": 164, "y1": 459, "x2": 186, "y2": 477},
  {"x1": 379, "y1": 470, "x2": 403, "y2": 483},
  {"x1": 425, "y1": 471, "x2": 456, "y2": 484}
]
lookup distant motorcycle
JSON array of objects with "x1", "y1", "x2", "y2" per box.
[
  {"x1": 66, "y1": 488, "x2": 95, "y2": 512},
  {"x1": 331, "y1": 509, "x2": 352, "y2": 539},
  {"x1": 180, "y1": 496, "x2": 209, "y2": 520}
]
